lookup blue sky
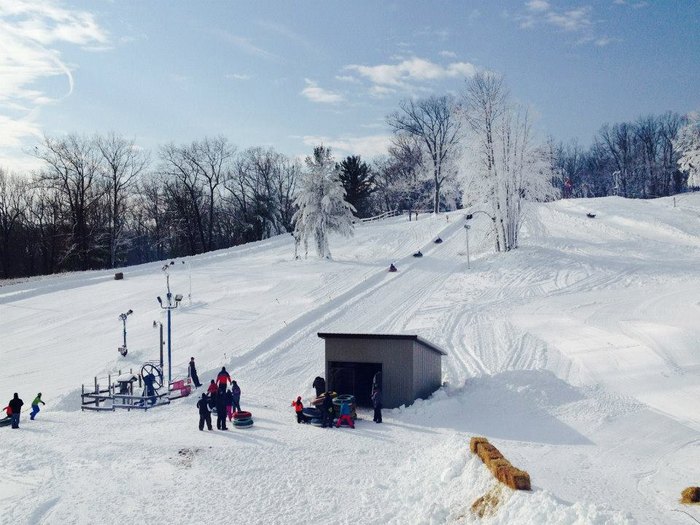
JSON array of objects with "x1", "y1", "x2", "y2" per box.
[{"x1": 1, "y1": 0, "x2": 699, "y2": 172}]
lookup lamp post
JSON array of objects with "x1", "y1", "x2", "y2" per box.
[
  {"x1": 464, "y1": 214, "x2": 473, "y2": 270},
  {"x1": 118, "y1": 309, "x2": 133, "y2": 356},
  {"x1": 157, "y1": 272, "x2": 183, "y2": 390}
]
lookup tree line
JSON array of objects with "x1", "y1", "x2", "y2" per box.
[{"x1": 1, "y1": 74, "x2": 698, "y2": 278}]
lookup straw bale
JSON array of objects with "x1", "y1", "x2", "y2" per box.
[
  {"x1": 505, "y1": 468, "x2": 531, "y2": 491},
  {"x1": 470, "y1": 436, "x2": 489, "y2": 454},
  {"x1": 471, "y1": 485, "x2": 503, "y2": 518},
  {"x1": 488, "y1": 458, "x2": 512, "y2": 476},
  {"x1": 476, "y1": 442, "x2": 504, "y2": 465},
  {"x1": 681, "y1": 486, "x2": 700, "y2": 504}
]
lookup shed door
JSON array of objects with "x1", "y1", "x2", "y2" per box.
[{"x1": 329, "y1": 361, "x2": 382, "y2": 407}]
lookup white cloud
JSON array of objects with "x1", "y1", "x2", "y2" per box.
[
  {"x1": 546, "y1": 7, "x2": 592, "y2": 32},
  {"x1": 0, "y1": 0, "x2": 108, "y2": 172},
  {"x1": 226, "y1": 73, "x2": 252, "y2": 81},
  {"x1": 211, "y1": 29, "x2": 276, "y2": 60},
  {"x1": 345, "y1": 57, "x2": 477, "y2": 88},
  {"x1": 300, "y1": 79, "x2": 344, "y2": 104},
  {"x1": 439, "y1": 50, "x2": 458, "y2": 58},
  {"x1": 526, "y1": 0, "x2": 550, "y2": 11},
  {"x1": 335, "y1": 75, "x2": 360, "y2": 83},
  {"x1": 301, "y1": 134, "x2": 392, "y2": 159}
]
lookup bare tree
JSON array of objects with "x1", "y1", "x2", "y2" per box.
[
  {"x1": 34, "y1": 134, "x2": 104, "y2": 270},
  {"x1": 0, "y1": 169, "x2": 29, "y2": 277},
  {"x1": 387, "y1": 95, "x2": 461, "y2": 213},
  {"x1": 96, "y1": 132, "x2": 149, "y2": 267}
]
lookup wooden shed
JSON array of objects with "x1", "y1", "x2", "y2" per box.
[{"x1": 318, "y1": 333, "x2": 446, "y2": 409}]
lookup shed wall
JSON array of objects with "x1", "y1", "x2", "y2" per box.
[
  {"x1": 412, "y1": 341, "x2": 443, "y2": 400},
  {"x1": 325, "y1": 338, "x2": 414, "y2": 408}
]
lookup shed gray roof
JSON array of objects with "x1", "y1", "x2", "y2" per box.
[{"x1": 317, "y1": 332, "x2": 447, "y2": 356}]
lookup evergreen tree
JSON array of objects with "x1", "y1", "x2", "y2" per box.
[
  {"x1": 293, "y1": 146, "x2": 355, "y2": 259},
  {"x1": 338, "y1": 155, "x2": 375, "y2": 218}
]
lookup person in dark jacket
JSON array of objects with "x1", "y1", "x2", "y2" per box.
[
  {"x1": 215, "y1": 390, "x2": 228, "y2": 430},
  {"x1": 371, "y1": 388, "x2": 382, "y2": 424},
  {"x1": 143, "y1": 373, "x2": 157, "y2": 405},
  {"x1": 231, "y1": 380, "x2": 241, "y2": 413},
  {"x1": 224, "y1": 388, "x2": 234, "y2": 422},
  {"x1": 197, "y1": 393, "x2": 212, "y2": 431},
  {"x1": 321, "y1": 392, "x2": 334, "y2": 428},
  {"x1": 312, "y1": 376, "x2": 326, "y2": 397},
  {"x1": 30, "y1": 393, "x2": 45, "y2": 420},
  {"x1": 189, "y1": 357, "x2": 202, "y2": 388},
  {"x1": 8, "y1": 393, "x2": 23, "y2": 429}
]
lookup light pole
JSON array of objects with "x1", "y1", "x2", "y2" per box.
[
  {"x1": 464, "y1": 213, "x2": 473, "y2": 269},
  {"x1": 118, "y1": 309, "x2": 133, "y2": 356},
  {"x1": 157, "y1": 272, "x2": 183, "y2": 391}
]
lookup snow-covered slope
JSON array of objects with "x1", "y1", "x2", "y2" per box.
[{"x1": 1, "y1": 197, "x2": 699, "y2": 524}]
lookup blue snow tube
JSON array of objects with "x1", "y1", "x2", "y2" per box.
[
  {"x1": 302, "y1": 407, "x2": 322, "y2": 419},
  {"x1": 0, "y1": 416, "x2": 11, "y2": 427},
  {"x1": 233, "y1": 418, "x2": 254, "y2": 428},
  {"x1": 310, "y1": 418, "x2": 323, "y2": 427}
]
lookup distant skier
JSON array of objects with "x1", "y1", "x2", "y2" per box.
[
  {"x1": 335, "y1": 401, "x2": 355, "y2": 429},
  {"x1": 8, "y1": 393, "x2": 23, "y2": 429},
  {"x1": 189, "y1": 357, "x2": 202, "y2": 388},
  {"x1": 216, "y1": 367, "x2": 231, "y2": 388},
  {"x1": 196, "y1": 393, "x2": 212, "y2": 431},
  {"x1": 389, "y1": 263, "x2": 397, "y2": 272},
  {"x1": 312, "y1": 376, "x2": 326, "y2": 397},
  {"x1": 231, "y1": 380, "x2": 241, "y2": 413},
  {"x1": 321, "y1": 392, "x2": 334, "y2": 428},
  {"x1": 371, "y1": 388, "x2": 382, "y2": 424},
  {"x1": 292, "y1": 396, "x2": 309, "y2": 424},
  {"x1": 215, "y1": 390, "x2": 228, "y2": 430},
  {"x1": 30, "y1": 393, "x2": 45, "y2": 420}
]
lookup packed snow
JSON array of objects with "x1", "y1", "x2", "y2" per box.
[{"x1": 1, "y1": 196, "x2": 700, "y2": 524}]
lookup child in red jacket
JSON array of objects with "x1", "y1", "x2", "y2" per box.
[{"x1": 291, "y1": 396, "x2": 309, "y2": 424}]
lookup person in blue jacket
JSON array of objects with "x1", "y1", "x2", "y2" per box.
[{"x1": 335, "y1": 401, "x2": 355, "y2": 428}]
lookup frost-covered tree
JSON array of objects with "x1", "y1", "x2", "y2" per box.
[
  {"x1": 293, "y1": 146, "x2": 355, "y2": 259},
  {"x1": 675, "y1": 112, "x2": 700, "y2": 188},
  {"x1": 462, "y1": 72, "x2": 560, "y2": 252}
]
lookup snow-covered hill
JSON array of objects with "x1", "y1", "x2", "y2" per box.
[{"x1": 1, "y1": 196, "x2": 699, "y2": 524}]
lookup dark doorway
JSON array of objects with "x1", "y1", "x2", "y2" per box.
[{"x1": 328, "y1": 361, "x2": 382, "y2": 407}]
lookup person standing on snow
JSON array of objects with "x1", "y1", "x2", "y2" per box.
[
  {"x1": 335, "y1": 401, "x2": 354, "y2": 428},
  {"x1": 215, "y1": 390, "x2": 228, "y2": 430},
  {"x1": 207, "y1": 379, "x2": 218, "y2": 409},
  {"x1": 371, "y1": 388, "x2": 382, "y2": 424},
  {"x1": 197, "y1": 393, "x2": 212, "y2": 431},
  {"x1": 231, "y1": 380, "x2": 241, "y2": 413},
  {"x1": 321, "y1": 392, "x2": 334, "y2": 428},
  {"x1": 30, "y1": 393, "x2": 45, "y2": 420},
  {"x1": 292, "y1": 396, "x2": 309, "y2": 424},
  {"x1": 216, "y1": 367, "x2": 231, "y2": 388},
  {"x1": 189, "y1": 357, "x2": 202, "y2": 388},
  {"x1": 8, "y1": 393, "x2": 23, "y2": 429},
  {"x1": 224, "y1": 388, "x2": 234, "y2": 422}
]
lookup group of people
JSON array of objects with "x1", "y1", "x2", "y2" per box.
[
  {"x1": 194, "y1": 365, "x2": 242, "y2": 431},
  {"x1": 291, "y1": 375, "x2": 383, "y2": 429},
  {"x1": 3, "y1": 393, "x2": 45, "y2": 429}
]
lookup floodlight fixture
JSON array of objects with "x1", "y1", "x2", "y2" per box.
[
  {"x1": 175, "y1": 294, "x2": 183, "y2": 303},
  {"x1": 157, "y1": 296, "x2": 162, "y2": 305}
]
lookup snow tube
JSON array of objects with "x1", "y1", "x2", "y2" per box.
[
  {"x1": 311, "y1": 392, "x2": 337, "y2": 407},
  {"x1": 413, "y1": 251, "x2": 423, "y2": 257},
  {"x1": 310, "y1": 418, "x2": 324, "y2": 427},
  {"x1": 233, "y1": 411, "x2": 252, "y2": 420},
  {"x1": 302, "y1": 407, "x2": 322, "y2": 419},
  {"x1": 0, "y1": 416, "x2": 11, "y2": 427},
  {"x1": 434, "y1": 237, "x2": 443, "y2": 244},
  {"x1": 233, "y1": 418, "x2": 254, "y2": 428},
  {"x1": 333, "y1": 394, "x2": 355, "y2": 405}
]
